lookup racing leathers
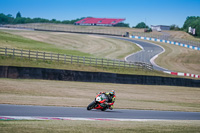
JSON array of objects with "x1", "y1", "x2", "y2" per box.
[{"x1": 98, "y1": 91, "x2": 116, "y2": 110}]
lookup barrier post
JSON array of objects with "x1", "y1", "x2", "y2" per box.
[
  {"x1": 21, "y1": 49, "x2": 23, "y2": 59},
  {"x1": 36, "y1": 51, "x2": 38, "y2": 60},
  {"x1": 43, "y1": 52, "x2": 45, "y2": 61},
  {"x1": 102, "y1": 58, "x2": 103, "y2": 67},
  {"x1": 5, "y1": 47, "x2": 7, "y2": 56},
  {"x1": 12, "y1": 48, "x2": 15, "y2": 59},
  {"x1": 28, "y1": 50, "x2": 30, "y2": 60},
  {"x1": 64, "y1": 54, "x2": 66, "y2": 64}
]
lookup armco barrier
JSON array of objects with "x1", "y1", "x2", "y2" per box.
[
  {"x1": 130, "y1": 35, "x2": 200, "y2": 51},
  {"x1": 0, "y1": 66, "x2": 199, "y2": 87}
]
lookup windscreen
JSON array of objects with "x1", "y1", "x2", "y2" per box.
[{"x1": 100, "y1": 94, "x2": 108, "y2": 101}]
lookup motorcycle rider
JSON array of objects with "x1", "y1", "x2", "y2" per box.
[{"x1": 98, "y1": 90, "x2": 116, "y2": 110}]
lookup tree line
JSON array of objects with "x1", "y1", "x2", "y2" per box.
[
  {"x1": 0, "y1": 12, "x2": 199, "y2": 36},
  {"x1": 0, "y1": 12, "x2": 130, "y2": 27},
  {"x1": 0, "y1": 12, "x2": 84, "y2": 25}
]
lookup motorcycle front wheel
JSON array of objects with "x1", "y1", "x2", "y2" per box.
[{"x1": 87, "y1": 101, "x2": 96, "y2": 110}]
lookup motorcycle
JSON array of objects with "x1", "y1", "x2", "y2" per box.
[{"x1": 87, "y1": 93, "x2": 109, "y2": 111}]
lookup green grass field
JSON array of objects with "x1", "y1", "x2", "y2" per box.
[
  {"x1": 0, "y1": 30, "x2": 91, "y2": 57},
  {"x1": 0, "y1": 29, "x2": 141, "y2": 59},
  {"x1": 0, "y1": 55, "x2": 172, "y2": 77},
  {"x1": 0, "y1": 120, "x2": 200, "y2": 133}
]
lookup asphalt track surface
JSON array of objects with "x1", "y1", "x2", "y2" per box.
[
  {"x1": 111, "y1": 36, "x2": 168, "y2": 71},
  {"x1": 1, "y1": 104, "x2": 200, "y2": 120}
]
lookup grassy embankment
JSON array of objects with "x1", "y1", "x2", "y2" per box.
[
  {"x1": 7, "y1": 23, "x2": 200, "y2": 42},
  {"x1": 155, "y1": 41, "x2": 200, "y2": 75},
  {"x1": 137, "y1": 39, "x2": 200, "y2": 75},
  {"x1": 0, "y1": 120, "x2": 200, "y2": 133},
  {"x1": 1, "y1": 28, "x2": 200, "y2": 76},
  {"x1": 0, "y1": 29, "x2": 171, "y2": 77}
]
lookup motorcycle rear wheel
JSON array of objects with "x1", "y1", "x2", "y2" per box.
[{"x1": 87, "y1": 101, "x2": 95, "y2": 110}]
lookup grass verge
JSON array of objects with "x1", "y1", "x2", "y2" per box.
[
  {"x1": 0, "y1": 55, "x2": 171, "y2": 77},
  {"x1": 0, "y1": 120, "x2": 200, "y2": 133},
  {"x1": 1, "y1": 78, "x2": 200, "y2": 112}
]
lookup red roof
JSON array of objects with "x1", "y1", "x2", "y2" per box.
[{"x1": 75, "y1": 17, "x2": 125, "y2": 25}]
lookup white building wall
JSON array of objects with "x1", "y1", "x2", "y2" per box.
[{"x1": 151, "y1": 25, "x2": 170, "y2": 31}]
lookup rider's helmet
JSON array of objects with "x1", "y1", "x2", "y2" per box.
[{"x1": 111, "y1": 90, "x2": 115, "y2": 95}]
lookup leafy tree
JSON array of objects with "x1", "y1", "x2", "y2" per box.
[
  {"x1": 0, "y1": 13, "x2": 14, "y2": 24},
  {"x1": 16, "y1": 12, "x2": 21, "y2": 18},
  {"x1": 183, "y1": 16, "x2": 200, "y2": 37},
  {"x1": 135, "y1": 22, "x2": 148, "y2": 28},
  {"x1": 24, "y1": 17, "x2": 34, "y2": 23},
  {"x1": 13, "y1": 17, "x2": 26, "y2": 24},
  {"x1": 62, "y1": 17, "x2": 85, "y2": 24},
  {"x1": 114, "y1": 22, "x2": 130, "y2": 27},
  {"x1": 170, "y1": 24, "x2": 180, "y2": 30},
  {"x1": 32, "y1": 18, "x2": 49, "y2": 23},
  {"x1": 62, "y1": 20, "x2": 71, "y2": 24}
]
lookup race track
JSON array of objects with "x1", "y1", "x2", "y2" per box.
[
  {"x1": 0, "y1": 29, "x2": 198, "y2": 121},
  {"x1": 1, "y1": 104, "x2": 200, "y2": 120},
  {"x1": 111, "y1": 37, "x2": 168, "y2": 71}
]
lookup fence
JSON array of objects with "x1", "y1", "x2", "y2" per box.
[{"x1": 0, "y1": 47, "x2": 153, "y2": 71}]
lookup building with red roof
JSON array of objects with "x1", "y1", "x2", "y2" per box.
[{"x1": 74, "y1": 17, "x2": 125, "y2": 26}]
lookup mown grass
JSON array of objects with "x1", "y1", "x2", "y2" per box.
[
  {"x1": 0, "y1": 55, "x2": 173, "y2": 77},
  {"x1": 0, "y1": 29, "x2": 177, "y2": 78},
  {"x1": 0, "y1": 120, "x2": 200, "y2": 133},
  {"x1": 1, "y1": 78, "x2": 200, "y2": 112},
  {"x1": 1, "y1": 29, "x2": 142, "y2": 60},
  {"x1": 135, "y1": 39, "x2": 200, "y2": 75},
  {"x1": 1, "y1": 28, "x2": 199, "y2": 77},
  {"x1": 0, "y1": 31, "x2": 91, "y2": 57}
]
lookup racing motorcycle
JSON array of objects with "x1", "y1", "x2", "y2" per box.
[{"x1": 87, "y1": 93, "x2": 109, "y2": 111}]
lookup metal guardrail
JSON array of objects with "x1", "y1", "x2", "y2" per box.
[{"x1": 0, "y1": 47, "x2": 153, "y2": 71}]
